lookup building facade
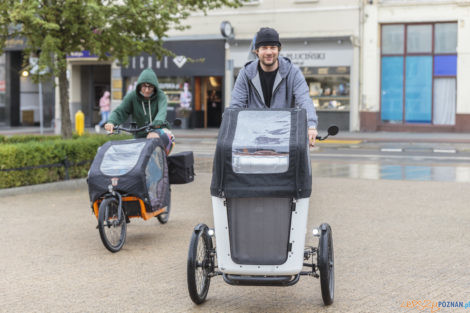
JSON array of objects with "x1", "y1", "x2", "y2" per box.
[
  {"x1": 361, "y1": 0, "x2": 470, "y2": 132},
  {"x1": 121, "y1": 39, "x2": 226, "y2": 128},
  {"x1": 166, "y1": 0, "x2": 362, "y2": 131},
  {"x1": 0, "y1": 38, "x2": 55, "y2": 129},
  {"x1": 65, "y1": 52, "x2": 113, "y2": 130}
]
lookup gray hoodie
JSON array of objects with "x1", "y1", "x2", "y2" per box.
[{"x1": 230, "y1": 56, "x2": 318, "y2": 128}]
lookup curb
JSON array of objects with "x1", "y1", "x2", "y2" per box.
[{"x1": 0, "y1": 178, "x2": 87, "y2": 197}]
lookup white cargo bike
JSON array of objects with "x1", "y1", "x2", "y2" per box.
[{"x1": 186, "y1": 108, "x2": 338, "y2": 305}]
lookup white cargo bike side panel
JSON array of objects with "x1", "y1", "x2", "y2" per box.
[{"x1": 212, "y1": 196, "x2": 309, "y2": 276}]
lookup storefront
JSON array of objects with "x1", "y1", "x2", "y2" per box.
[
  {"x1": 67, "y1": 51, "x2": 112, "y2": 128},
  {"x1": 230, "y1": 37, "x2": 353, "y2": 131},
  {"x1": 1, "y1": 38, "x2": 55, "y2": 128},
  {"x1": 361, "y1": 2, "x2": 470, "y2": 132},
  {"x1": 121, "y1": 39, "x2": 226, "y2": 128},
  {"x1": 380, "y1": 22, "x2": 457, "y2": 128}
]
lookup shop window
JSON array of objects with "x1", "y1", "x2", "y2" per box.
[
  {"x1": 382, "y1": 25, "x2": 404, "y2": 54},
  {"x1": 380, "y1": 22, "x2": 457, "y2": 125},
  {"x1": 433, "y1": 78, "x2": 456, "y2": 125},
  {"x1": 306, "y1": 67, "x2": 350, "y2": 112},
  {"x1": 381, "y1": 57, "x2": 403, "y2": 122},
  {"x1": 405, "y1": 56, "x2": 432, "y2": 123},
  {"x1": 434, "y1": 55, "x2": 457, "y2": 76},
  {"x1": 406, "y1": 25, "x2": 432, "y2": 54},
  {"x1": 435, "y1": 23, "x2": 457, "y2": 54},
  {"x1": 157, "y1": 77, "x2": 191, "y2": 108}
]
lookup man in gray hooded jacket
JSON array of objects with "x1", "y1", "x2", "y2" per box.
[{"x1": 230, "y1": 27, "x2": 319, "y2": 146}]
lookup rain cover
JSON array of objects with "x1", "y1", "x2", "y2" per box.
[
  {"x1": 232, "y1": 111, "x2": 290, "y2": 174},
  {"x1": 87, "y1": 138, "x2": 169, "y2": 212},
  {"x1": 211, "y1": 108, "x2": 312, "y2": 199}
]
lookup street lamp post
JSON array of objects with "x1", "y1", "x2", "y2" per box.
[{"x1": 220, "y1": 21, "x2": 234, "y2": 109}]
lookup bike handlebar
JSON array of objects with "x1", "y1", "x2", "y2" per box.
[{"x1": 111, "y1": 124, "x2": 153, "y2": 134}]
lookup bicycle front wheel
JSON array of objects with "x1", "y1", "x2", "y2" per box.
[
  {"x1": 157, "y1": 188, "x2": 171, "y2": 224},
  {"x1": 98, "y1": 197, "x2": 127, "y2": 253}
]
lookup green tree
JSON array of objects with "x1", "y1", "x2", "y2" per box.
[{"x1": 0, "y1": 0, "x2": 240, "y2": 138}]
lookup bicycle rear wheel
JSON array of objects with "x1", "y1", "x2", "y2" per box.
[{"x1": 98, "y1": 197, "x2": 127, "y2": 253}]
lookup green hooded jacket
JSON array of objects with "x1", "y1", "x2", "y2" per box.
[{"x1": 108, "y1": 68, "x2": 168, "y2": 138}]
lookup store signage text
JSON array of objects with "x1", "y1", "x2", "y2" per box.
[
  {"x1": 68, "y1": 50, "x2": 98, "y2": 58},
  {"x1": 4, "y1": 37, "x2": 26, "y2": 50},
  {"x1": 129, "y1": 55, "x2": 169, "y2": 70},
  {"x1": 281, "y1": 51, "x2": 326, "y2": 66},
  {"x1": 122, "y1": 40, "x2": 225, "y2": 77}
]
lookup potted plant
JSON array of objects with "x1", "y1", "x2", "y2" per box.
[{"x1": 176, "y1": 107, "x2": 191, "y2": 128}]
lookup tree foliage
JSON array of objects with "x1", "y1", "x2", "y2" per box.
[{"x1": 0, "y1": 0, "x2": 241, "y2": 138}]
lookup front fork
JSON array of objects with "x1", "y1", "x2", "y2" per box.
[
  {"x1": 105, "y1": 186, "x2": 124, "y2": 226},
  {"x1": 302, "y1": 246, "x2": 320, "y2": 278}
]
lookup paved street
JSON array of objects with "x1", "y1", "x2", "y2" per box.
[{"x1": 1, "y1": 152, "x2": 470, "y2": 312}]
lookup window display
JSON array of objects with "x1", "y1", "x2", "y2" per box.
[
  {"x1": 306, "y1": 72, "x2": 350, "y2": 111},
  {"x1": 158, "y1": 77, "x2": 192, "y2": 108}
]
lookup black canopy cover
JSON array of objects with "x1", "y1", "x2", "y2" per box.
[
  {"x1": 87, "y1": 138, "x2": 169, "y2": 212},
  {"x1": 210, "y1": 108, "x2": 312, "y2": 199}
]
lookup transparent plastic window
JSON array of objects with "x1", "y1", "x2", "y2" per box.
[
  {"x1": 100, "y1": 141, "x2": 146, "y2": 176},
  {"x1": 232, "y1": 111, "x2": 290, "y2": 174},
  {"x1": 146, "y1": 147, "x2": 165, "y2": 206}
]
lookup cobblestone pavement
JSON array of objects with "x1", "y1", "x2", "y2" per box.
[{"x1": 1, "y1": 158, "x2": 470, "y2": 313}]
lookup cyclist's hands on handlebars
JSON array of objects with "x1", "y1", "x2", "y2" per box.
[
  {"x1": 104, "y1": 123, "x2": 114, "y2": 133},
  {"x1": 308, "y1": 128, "x2": 318, "y2": 148},
  {"x1": 146, "y1": 131, "x2": 160, "y2": 139}
]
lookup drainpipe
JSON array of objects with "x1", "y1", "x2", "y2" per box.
[{"x1": 358, "y1": 0, "x2": 365, "y2": 131}]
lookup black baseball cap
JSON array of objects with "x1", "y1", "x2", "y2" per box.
[{"x1": 254, "y1": 27, "x2": 281, "y2": 49}]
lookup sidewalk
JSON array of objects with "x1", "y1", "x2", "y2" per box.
[{"x1": 3, "y1": 125, "x2": 470, "y2": 144}]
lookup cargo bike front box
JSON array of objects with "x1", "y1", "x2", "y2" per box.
[
  {"x1": 187, "y1": 108, "x2": 335, "y2": 305},
  {"x1": 88, "y1": 138, "x2": 170, "y2": 220},
  {"x1": 87, "y1": 135, "x2": 194, "y2": 253}
]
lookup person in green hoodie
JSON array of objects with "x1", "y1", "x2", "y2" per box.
[{"x1": 104, "y1": 68, "x2": 175, "y2": 154}]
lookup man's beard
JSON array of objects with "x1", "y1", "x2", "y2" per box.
[{"x1": 260, "y1": 56, "x2": 277, "y2": 68}]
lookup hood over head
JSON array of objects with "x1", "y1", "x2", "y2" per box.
[{"x1": 136, "y1": 68, "x2": 160, "y2": 100}]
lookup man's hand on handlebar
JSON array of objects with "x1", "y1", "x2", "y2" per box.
[
  {"x1": 308, "y1": 128, "x2": 318, "y2": 147},
  {"x1": 104, "y1": 123, "x2": 114, "y2": 133},
  {"x1": 146, "y1": 132, "x2": 160, "y2": 139}
]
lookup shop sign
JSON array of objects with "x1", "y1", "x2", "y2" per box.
[
  {"x1": 4, "y1": 37, "x2": 26, "y2": 51},
  {"x1": 281, "y1": 51, "x2": 326, "y2": 66},
  {"x1": 232, "y1": 41, "x2": 353, "y2": 69},
  {"x1": 280, "y1": 49, "x2": 351, "y2": 67},
  {"x1": 173, "y1": 56, "x2": 187, "y2": 68},
  {"x1": 0, "y1": 80, "x2": 5, "y2": 92},
  {"x1": 121, "y1": 40, "x2": 225, "y2": 77},
  {"x1": 129, "y1": 55, "x2": 170, "y2": 70},
  {"x1": 67, "y1": 50, "x2": 98, "y2": 58}
]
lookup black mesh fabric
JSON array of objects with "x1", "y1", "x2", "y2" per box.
[{"x1": 87, "y1": 138, "x2": 169, "y2": 212}]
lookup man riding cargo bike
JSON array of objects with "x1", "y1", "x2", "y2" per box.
[{"x1": 88, "y1": 68, "x2": 194, "y2": 253}]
